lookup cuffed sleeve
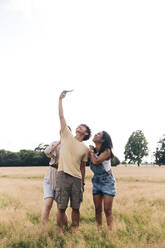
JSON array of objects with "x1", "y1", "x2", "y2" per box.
[
  {"x1": 44, "y1": 141, "x2": 58, "y2": 158},
  {"x1": 82, "y1": 148, "x2": 89, "y2": 162}
]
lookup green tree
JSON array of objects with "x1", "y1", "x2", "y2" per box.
[
  {"x1": 0, "y1": 149, "x2": 49, "y2": 167},
  {"x1": 0, "y1": 150, "x2": 21, "y2": 166},
  {"x1": 124, "y1": 130, "x2": 148, "y2": 166},
  {"x1": 154, "y1": 135, "x2": 165, "y2": 166},
  {"x1": 19, "y1": 150, "x2": 49, "y2": 166},
  {"x1": 34, "y1": 143, "x2": 48, "y2": 152},
  {"x1": 0, "y1": 150, "x2": 7, "y2": 165},
  {"x1": 5, "y1": 152, "x2": 21, "y2": 165}
]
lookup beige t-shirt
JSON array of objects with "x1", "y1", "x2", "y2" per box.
[{"x1": 58, "y1": 125, "x2": 89, "y2": 179}]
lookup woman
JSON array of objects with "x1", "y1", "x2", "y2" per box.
[
  {"x1": 41, "y1": 140, "x2": 68, "y2": 226},
  {"x1": 89, "y1": 131, "x2": 116, "y2": 230}
]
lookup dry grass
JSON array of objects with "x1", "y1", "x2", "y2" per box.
[{"x1": 0, "y1": 166, "x2": 165, "y2": 248}]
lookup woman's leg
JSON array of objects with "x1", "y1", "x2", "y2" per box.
[
  {"x1": 41, "y1": 197, "x2": 53, "y2": 224},
  {"x1": 93, "y1": 194, "x2": 103, "y2": 229},
  {"x1": 103, "y1": 195, "x2": 114, "y2": 230}
]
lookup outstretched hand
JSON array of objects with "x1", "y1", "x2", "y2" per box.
[
  {"x1": 51, "y1": 141, "x2": 60, "y2": 150},
  {"x1": 59, "y1": 91, "x2": 67, "y2": 100}
]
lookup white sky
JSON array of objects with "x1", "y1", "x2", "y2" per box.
[{"x1": 0, "y1": 0, "x2": 164, "y2": 161}]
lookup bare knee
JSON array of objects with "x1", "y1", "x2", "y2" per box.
[
  {"x1": 95, "y1": 207, "x2": 102, "y2": 215},
  {"x1": 58, "y1": 208, "x2": 66, "y2": 214},
  {"x1": 72, "y1": 208, "x2": 79, "y2": 214},
  {"x1": 104, "y1": 207, "x2": 112, "y2": 217},
  {"x1": 44, "y1": 198, "x2": 53, "y2": 210}
]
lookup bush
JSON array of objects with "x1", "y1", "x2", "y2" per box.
[
  {"x1": 0, "y1": 149, "x2": 49, "y2": 167},
  {"x1": 111, "y1": 156, "x2": 120, "y2": 166}
]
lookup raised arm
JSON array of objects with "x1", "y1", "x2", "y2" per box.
[{"x1": 59, "y1": 91, "x2": 67, "y2": 132}]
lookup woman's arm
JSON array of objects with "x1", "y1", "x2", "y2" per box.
[
  {"x1": 89, "y1": 147, "x2": 110, "y2": 165},
  {"x1": 44, "y1": 142, "x2": 60, "y2": 158}
]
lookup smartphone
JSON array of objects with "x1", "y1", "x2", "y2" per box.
[{"x1": 63, "y1": 89, "x2": 74, "y2": 94}]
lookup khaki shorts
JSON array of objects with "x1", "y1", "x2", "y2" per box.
[{"x1": 55, "y1": 171, "x2": 83, "y2": 209}]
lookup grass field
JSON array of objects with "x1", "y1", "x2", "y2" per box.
[{"x1": 0, "y1": 166, "x2": 165, "y2": 248}]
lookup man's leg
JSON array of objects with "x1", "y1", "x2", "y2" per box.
[
  {"x1": 41, "y1": 197, "x2": 53, "y2": 224},
  {"x1": 55, "y1": 172, "x2": 70, "y2": 231},
  {"x1": 56, "y1": 196, "x2": 69, "y2": 232},
  {"x1": 70, "y1": 177, "x2": 82, "y2": 231},
  {"x1": 57, "y1": 208, "x2": 67, "y2": 229},
  {"x1": 71, "y1": 208, "x2": 80, "y2": 230}
]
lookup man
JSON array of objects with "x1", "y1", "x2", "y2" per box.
[{"x1": 55, "y1": 91, "x2": 91, "y2": 232}]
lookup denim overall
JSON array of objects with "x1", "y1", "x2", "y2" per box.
[{"x1": 90, "y1": 161, "x2": 116, "y2": 197}]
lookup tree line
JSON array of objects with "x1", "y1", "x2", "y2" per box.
[
  {"x1": 0, "y1": 146, "x2": 120, "y2": 167},
  {"x1": 0, "y1": 149, "x2": 49, "y2": 167},
  {"x1": 0, "y1": 131, "x2": 164, "y2": 167}
]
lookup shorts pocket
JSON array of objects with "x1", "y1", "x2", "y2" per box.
[
  {"x1": 80, "y1": 189, "x2": 83, "y2": 202},
  {"x1": 54, "y1": 190, "x2": 61, "y2": 204},
  {"x1": 73, "y1": 190, "x2": 83, "y2": 202},
  {"x1": 71, "y1": 190, "x2": 83, "y2": 209},
  {"x1": 101, "y1": 176, "x2": 111, "y2": 184}
]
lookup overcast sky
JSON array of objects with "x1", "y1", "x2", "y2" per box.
[{"x1": 0, "y1": 0, "x2": 164, "y2": 161}]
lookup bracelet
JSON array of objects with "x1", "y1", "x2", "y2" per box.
[{"x1": 90, "y1": 150, "x2": 94, "y2": 153}]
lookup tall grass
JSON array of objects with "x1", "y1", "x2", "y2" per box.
[{"x1": 0, "y1": 166, "x2": 165, "y2": 248}]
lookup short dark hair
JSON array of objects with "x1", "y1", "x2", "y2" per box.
[{"x1": 81, "y1": 124, "x2": 91, "y2": 141}]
